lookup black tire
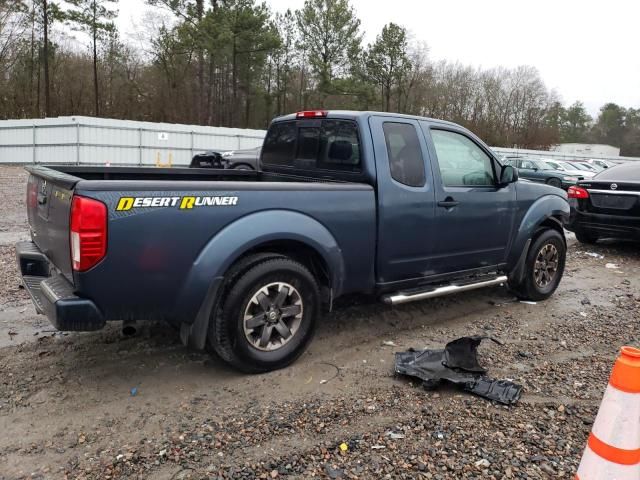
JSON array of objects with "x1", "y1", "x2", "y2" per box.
[
  {"x1": 547, "y1": 177, "x2": 562, "y2": 189},
  {"x1": 575, "y1": 230, "x2": 599, "y2": 244},
  {"x1": 509, "y1": 229, "x2": 566, "y2": 301},
  {"x1": 233, "y1": 164, "x2": 254, "y2": 171},
  {"x1": 209, "y1": 257, "x2": 320, "y2": 373}
]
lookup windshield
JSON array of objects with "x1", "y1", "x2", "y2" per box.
[
  {"x1": 556, "y1": 161, "x2": 576, "y2": 170},
  {"x1": 569, "y1": 162, "x2": 590, "y2": 171},
  {"x1": 534, "y1": 160, "x2": 555, "y2": 170},
  {"x1": 545, "y1": 161, "x2": 562, "y2": 170},
  {"x1": 588, "y1": 163, "x2": 605, "y2": 171}
]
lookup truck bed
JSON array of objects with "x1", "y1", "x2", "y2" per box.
[
  {"x1": 29, "y1": 165, "x2": 352, "y2": 188},
  {"x1": 23, "y1": 164, "x2": 377, "y2": 328}
]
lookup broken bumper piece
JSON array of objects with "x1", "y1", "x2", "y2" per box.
[{"x1": 395, "y1": 335, "x2": 523, "y2": 405}]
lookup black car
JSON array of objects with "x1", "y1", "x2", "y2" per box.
[
  {"x1": 190, "y1": 150, "x2": 225, "y2": 168},
  {"x1": 221, "y1": 146, "x2": 261, "y2": 170},
  {"x1": 566, "y1": 162, "x2": 640, "y2": 243},
  {"x1": 190, "y1": 147, "x2": 261, "y2": 170},
  {"x1": 503, "y1": 157, "x2": 583, "y2": 189}
]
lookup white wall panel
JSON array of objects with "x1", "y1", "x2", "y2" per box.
[
  {"x1": 0, "y1": 116, "x2": 268, "y2": 165},
  {"x1": 0, "y1": 146, "x2": 33, "y2": 163},
  {"x1": 0, "y1": 127, "x2": 33, "y2": 146}
]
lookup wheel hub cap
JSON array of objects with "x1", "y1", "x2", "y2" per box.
[
  {"x1": 534, "y1": 243, "x2": 559, "y2": 288},
  {"x1": 243, "y1": 282, "x2": 303, "y2": 352}
]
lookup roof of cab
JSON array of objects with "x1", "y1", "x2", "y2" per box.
[{"x1": 271, "y1": 110, "x2": 461, "y2": 129}]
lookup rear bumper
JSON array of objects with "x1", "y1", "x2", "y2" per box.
[
  {"x1": 16, "y1": 241, "x2": 105, "y2": 331},
  {"x1": 566, "y1": 210, "x2": 640, "y2": 240}
]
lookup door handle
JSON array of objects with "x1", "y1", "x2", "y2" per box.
[{"x1": 438, "y1": 198, "x2": 459, "y2": 208}]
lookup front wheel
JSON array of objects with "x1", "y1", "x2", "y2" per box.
[
  {"x1": 509, "y1": 229, "x2": 566, "y2": 301},
  {"x1": 209, "y1": 257, "x2": 320, "y2": 373},
  {"x1": 547, "y1": 178, "x2": 562, "y2": 189}
]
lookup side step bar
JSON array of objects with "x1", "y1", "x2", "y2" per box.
[{"x1": 382, "y1": 275, "x2": 508, "y2": 305}]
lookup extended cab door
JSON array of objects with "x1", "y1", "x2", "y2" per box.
[
  {"x1": 369, "y1": 116, "x2": 438, "y2": 284},
  {"x1": 421, "y1": 123, "x2": 516, "y2": 273}
]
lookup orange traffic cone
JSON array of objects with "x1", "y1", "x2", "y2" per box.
[{"x1": 576, "y1": 346, "x2": 640, "y2": 480}]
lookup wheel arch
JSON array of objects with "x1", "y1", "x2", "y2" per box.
[
  {"x1": 507, "y1": 194, "x2": 569, "y2": 272},
  {"x1": 238, "y1": 239, "x2": 333, "y2": 303},
  {"x1": 174, "y1": 210, "x2": 345, "y2": 350}
]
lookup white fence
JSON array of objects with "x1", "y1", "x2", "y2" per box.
[
  {"x1": 1, "y1": 116, "x2": 638, "y2": 166},
  {"x1": 0, "y1": 116, "x2": 266, "y2": 166}
]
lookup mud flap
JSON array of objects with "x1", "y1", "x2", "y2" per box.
[
  {"x1": 180, "y1": 277, "x2": 223, "y2": 350},
  {"x1": 395, "y1": 335, "x2": 523, "y2": 405}
]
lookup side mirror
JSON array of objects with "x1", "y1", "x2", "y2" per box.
[{"x1": 500, "y1": 165, "x2": 518, "y2": 185}]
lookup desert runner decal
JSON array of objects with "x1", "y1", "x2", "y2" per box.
[{"x1": 116, "y1": 195, "x2": 238, "y2": 211}]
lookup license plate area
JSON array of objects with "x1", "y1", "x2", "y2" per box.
[{"x1": 590, "y1": 193, "x2": 636, "y2": 210}]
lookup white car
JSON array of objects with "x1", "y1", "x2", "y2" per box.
[
  {"x1": 543, "y1": 160, "x2": 596, "y2": 178},
  {"x1": 588, "y1": 158, "x2": 617, "y2": 169}
]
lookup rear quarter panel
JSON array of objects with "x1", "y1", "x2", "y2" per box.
[{"x1": 74, "y1": 182, "x2": 376, "y2": 324}]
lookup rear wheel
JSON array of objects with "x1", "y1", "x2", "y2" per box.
[
  {"x1": 509, "y1": 229, "x2": 566, "y2": 301},
  {"x1": 575, "y1": 230, "x2": 599, "y2": 244},
  {"x1": 209, "y1": 257, "x2": 320, "y2": 373},
  {"x1": 547, "y1": 177, "x2": 562, "y2": 189}
]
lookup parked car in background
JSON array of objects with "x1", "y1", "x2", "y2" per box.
[
  {"x1": 502, "y1": 157, "x2": 583, "y2": 189},
  {"x1": 544, "y1": 160, "x2": 596, "y2": 179},
  {"x1": 190, "y1": 147, "x2": 261, "y2": 170},
  {"x1": 220, "y1": 146, "x2": 261, "y2": 170},
  {"x1": 566, "y1": 162, "x2": 640, "y2": 243},
  {"x1": 190, "y1": 150, "x2": 225, "y2": 168},
  {"x1": 571, "y1": 161, "x2": 603, "y2": 173},
  {"x1": 588, "y1": 158, "x2": 617, "y2": 169}
]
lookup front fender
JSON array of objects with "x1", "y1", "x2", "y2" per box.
[
  {"x1": 173, "y1": 209, "x2": 345, "y2": 326},
  {"x1": 507, "y1": 194, "x2": 570, "y2": 269}
]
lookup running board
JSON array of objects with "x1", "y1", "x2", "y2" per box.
[{"x1": 382, "y1": 275, "x2": 508, "y2": 305}]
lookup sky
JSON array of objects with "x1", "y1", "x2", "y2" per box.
[{"x1": 116, "y1": 0, "x2": 640, "y2": 116}]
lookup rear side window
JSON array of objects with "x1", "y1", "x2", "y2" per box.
[
  {"x1": 383, "y1": 122, "x2": 425, "y2": 187},
  {"x1": 261, "y1": 120, "x2": 361, "y2": 172},
  {"x1": 261, "y1": 122, "x2": 296, "y2": 165}
]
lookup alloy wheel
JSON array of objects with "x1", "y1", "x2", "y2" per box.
[
  {"x1": 534, "y1": 243, "x2": 559, "y2": 288},
  {"x1": 243, "y1": 282, "x2": 304, "y2": 351}
]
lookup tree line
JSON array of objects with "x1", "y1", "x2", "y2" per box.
[{"x1": 1, "y1": 0, "x2": 639, "y2": 154}]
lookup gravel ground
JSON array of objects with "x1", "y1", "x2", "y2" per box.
[{"x1": 0, "y1": 165, "x2": 638, "y2": 479}]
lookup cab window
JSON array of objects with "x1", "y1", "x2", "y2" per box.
[
  {"x1": 262, "y1": 119, "x2": 361, "y2": 172},
  {"x1": 382, "y1": 122, "x2": 426, "y2": 187},
  {"x1": 430, "y1": 129, "x2": 495, "y2": 187}
]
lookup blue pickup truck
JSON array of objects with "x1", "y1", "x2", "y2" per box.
[{"x1": 17, "y1": 111, "x2": 570, "y2": 372}]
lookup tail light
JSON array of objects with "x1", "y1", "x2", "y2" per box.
[
  {"x1": 70, "y1": 195, "x2": 107, "y2": 271},
  {"x1": 27, "y1": 177, "x2": 38, "y2": 208},
  {"x1": 296, "y1": 110, "x2": 328, "y2": 118},
  {"x1": 567, "y1": 186, "x2": 589, "y2": 199}
]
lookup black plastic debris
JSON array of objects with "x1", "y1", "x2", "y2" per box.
[{"x1": 394, "y1": 335, "x2": 523, "y2": 405}]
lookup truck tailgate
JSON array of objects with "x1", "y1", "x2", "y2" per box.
[{"x1": 26, "y1": 167, "x2": 78, "y2": 282}]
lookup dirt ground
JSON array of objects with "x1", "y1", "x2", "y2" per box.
[{"x1": 0, "y1": 165, "x2": 638, "y2": 480}]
